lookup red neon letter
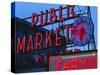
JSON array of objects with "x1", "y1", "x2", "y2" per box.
[
  {"x1": 55, "y1": 60, "x2": 62, "y2": 71},
  {"x1": 27, "y1": 35, "x2": 34, "y2": 52},
  {"x1": 79, "y1": 58, "x2": 86, "y2": 69},
  {"x1": 70, "y1": 59, "x2": 78, "y2": 69},
  {"x1": 71, "y1": 6, "x2": 80, "y2": 17},
  {"x1": 17, "y1": 36, "x2": 26, "y2": 53},
  {"x1": 56, "y1": 27, "x2": 62, "y2": 46},
  {"x1": 62, "y1": 60, "x2": 69, "y2": 70},
  {"x1": 59, "y1": 6, "x2": 64, "y2": 21},
  {"x1": 32, "y1": 13, "x2": 38, "y2": 27},
  {"x1": 46, "y1": 29, "x2": 53, "y2": 48},
  {"x1": 40, "y1": 10, "x2": 48, "y2": 26},
  {"x1": 36, "y1": 32, "x2": 43, "y2": 49},
  {"x1": 50, "y1": 8, "x2": 57, "y2": 23}
]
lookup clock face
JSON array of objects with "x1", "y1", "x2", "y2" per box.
[{"x1": 71, "y1": 16, "x2": 94, "y2": 46}]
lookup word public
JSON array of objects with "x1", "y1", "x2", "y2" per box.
[{"x1": 32, "y1": 5, "x2": 80, "y2": 27}]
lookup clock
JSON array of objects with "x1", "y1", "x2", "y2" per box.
[{"x1": 71, "y1": 16, "x2": 94, "y2": 46}]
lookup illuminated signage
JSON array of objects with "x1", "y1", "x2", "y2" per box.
[{"x1": 49, "y1": 53, "x2": 97, "y2": 71}]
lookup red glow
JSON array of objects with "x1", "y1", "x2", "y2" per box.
[
  {"x1": 36, "y1": 32, "x2": 43, "y2": 49},
  {"x1": 59, "y1": 6, "x2": 64, "y2": 21},
  {"x1": 32, "y1": 13, "x2": 38, "y2": 27},
  {"x1": 27, "y1": 34, "x2": 34, "y2": 51},
  {"x1": 46, "y1": 29, "x2": 53, "y2": 48},
  {"x1": 50, "y1": 55, "x2": 97, "y2": 70},
  {"x1": 31, "y1": 5, "x2": 80, "y2": 27},
  {"x1": 50, "y1": 8, "x2": 57, "y2": 23},
  {"x1": 56, "y1": 27, "x2": 62, "y2": 46},
  {"x1": 17, "y1": 36, "x2": 26, "y2": 53},
  {"x1": 40, "y1": 10, "x2": 48, "y2": 26},
  {"x1": 79, "y1": 27, "x2": 85, "y2": 41}
]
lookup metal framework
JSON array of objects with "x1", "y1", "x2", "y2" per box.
[{"x1": 21, "y1": 5, "x2": 96, "y2": 54}]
